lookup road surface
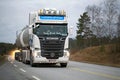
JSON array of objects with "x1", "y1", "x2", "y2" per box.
[{"x1": 0, "y1": 58, "x2": 120, "y2": 80}]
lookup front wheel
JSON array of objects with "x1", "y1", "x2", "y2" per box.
[{"x1": 60, "y1": 63, "x2": 67, "y2": 67}]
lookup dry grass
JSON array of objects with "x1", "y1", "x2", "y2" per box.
[{"x1": 70, "y1": 44, "x2": 120, "y2": 67}]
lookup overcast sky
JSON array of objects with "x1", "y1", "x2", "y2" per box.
[{"x1": 0, "y1": 0, "x2": 102, "y2": 43}]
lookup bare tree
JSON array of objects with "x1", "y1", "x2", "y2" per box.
[
  {"x1": 117, "y1": 15, "x2": 120, "y2": 38},
  {"x1": 86, "y1": 5, "x2": 107, "y2": 45},
  {"x1": 86, "y1": 5, "x2": 106, "y2": 37},
  {"x1": 103, "y1": 0, "x2": 118, "y2": 39}
]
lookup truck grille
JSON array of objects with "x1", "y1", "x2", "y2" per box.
[{"x1": 40, "y1": 39, "x2": 65, "y2": 59}]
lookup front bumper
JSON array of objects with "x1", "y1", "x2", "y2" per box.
[{"x1": 33, "y1": 56, "x2": 69, "y2": 63}]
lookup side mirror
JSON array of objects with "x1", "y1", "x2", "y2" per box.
[
  {"x1": 69, "y1": 26, "x2": 73, "y2": 35},
  {"x1": 16, "y1": 30, "x2": 21, "y2": 37},
  {"x1": 26, "y1": 25, "x2": 29, "y2": 27}
]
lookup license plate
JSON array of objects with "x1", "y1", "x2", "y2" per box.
[{"x1": 49, "y1": 59, "x2": 56, "y2": 63}]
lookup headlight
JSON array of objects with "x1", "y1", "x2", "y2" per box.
[
  {"x1": 34, "y1": 52, "x2": 37, "y2": 57},
  {"x1": 64, "y1": 51, "x2": 70, "y2": 57}
]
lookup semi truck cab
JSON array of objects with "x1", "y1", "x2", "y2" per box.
[{"x1": 16, "y1": 9, "x2": 70, "y2": 67}]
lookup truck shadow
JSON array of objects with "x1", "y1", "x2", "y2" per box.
[{"x1": 32, "y1": 63, "x2": 63, "y2": 68}]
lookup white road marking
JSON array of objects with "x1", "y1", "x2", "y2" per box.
[
  {"x1": 14, "y1": 64, "x2": 17, "y2": 67},
  {"x1": 32, "y1": 76, "x2": 40, "y2": 80},
  {"x1": 19, "y1": 68, "x2": 26, "y2": 73}
]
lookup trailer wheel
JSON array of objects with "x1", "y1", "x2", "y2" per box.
[
  {"x1": 60, "y1": 63, "x2": 67, "y2": 67},
  {"x1": 26, "y1": 60, "x2": 30, "y2": 64}
]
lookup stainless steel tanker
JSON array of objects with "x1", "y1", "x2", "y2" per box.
[{"x1": 16, "y1": 26, "x2": 32, "y2": 48}]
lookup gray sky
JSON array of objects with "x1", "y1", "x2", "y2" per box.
[{"x1": 0, "y1": 0, "x2": 102, "y2": 43}]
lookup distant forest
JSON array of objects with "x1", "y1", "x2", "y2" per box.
[{"x1": 0, "y1": 43, "x2": 16, "y2": 55}]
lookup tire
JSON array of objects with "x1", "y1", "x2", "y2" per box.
[
  {"x1": 60, "y1": 63, "x2": 67, "y2": 67},
  {"x1": 22, "y1": 57, "x2": 25, "y2": 63},
  {"x1": 23, "y1": 59, "x2": 26, "y2": 64},
  {"x1": 26, "y1": 60, "x2": 30, "y2": 64},
  {"x1": 18, "y1": 57, "x2": 21, "y2": 62}
]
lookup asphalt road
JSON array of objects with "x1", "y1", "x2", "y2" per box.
[{"x1": 0, "y1": 58, "x2": 120, "y2": 80}]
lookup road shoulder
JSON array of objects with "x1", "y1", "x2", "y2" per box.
[{"x1": 0, "y1": 55, "x2": 6, "y2": 66}]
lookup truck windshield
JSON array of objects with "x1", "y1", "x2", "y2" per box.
[{"x1": 33, "y1": 24, "x2": 68, "y2": 36}]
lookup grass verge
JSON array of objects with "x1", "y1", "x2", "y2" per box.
[
  {"x1": 70, "y1": 44, "x2": 120, "y2": 67},
  {"x1": 0, "y1": 55, "x2": 6, "y2": 66}
]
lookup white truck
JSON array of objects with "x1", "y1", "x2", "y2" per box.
[{"x1": 16, "y1": 9, "x2": 70, "y2": 67}]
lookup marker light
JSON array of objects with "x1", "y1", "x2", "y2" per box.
[{"x1": 39, "y1": 9, "x2": 66, "y2": 15}]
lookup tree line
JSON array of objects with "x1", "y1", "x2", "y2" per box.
[
  {"x1": 70, "y1": 0, "x2": 120, "y2": 53},
  {"x1": 0, "y1": 43, "x2": 16, "y2": 55}
]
